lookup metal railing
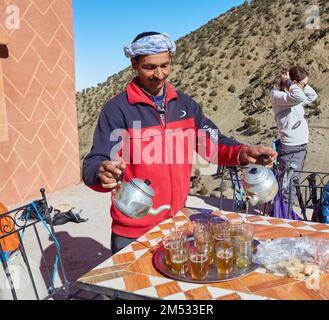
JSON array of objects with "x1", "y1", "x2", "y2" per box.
[
  {"x1": 288, "y1": 170, "x2": 329, "y2": 221},
  {"x1": 0, "y1": 189, "x2": 70, "y2": 300},
  {"x1": 216, "y1": 166, "x2": 329, "y2": 221}
]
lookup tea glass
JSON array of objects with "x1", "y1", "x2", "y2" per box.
[
  {"x1": 192, "y1": 218, "x2": 210, "y2": 235},
  {"x1": 194, "y1": 228, "x2": 214, "y2": 265},
  {"x1": 236, "y1": 223, "x2": 254, "y2": 269},
  {"x1": 228, "y1": 219, "x2": 245, "y2": 260},
  {"x1": 189, "y1": 245, "x2": 209, "y2": 280},
  {"x1": 215, "y1": 238, "x2": 234, "y2": 275},
  {"x1": 170, "y1": 238, "x2": 189, "y2": 275},
  {"x1": 228, "y1": 218, "x2": 245, "y2": 237},
  {"x1": 210, "y1": 217, "x2": 228, "y2": 243},
  {"x1": 163, "y1": 231, "x2": 185, "y2": 268},
  {"x1": 236, "y1": 238, "x2": 253, "y2": 269}
]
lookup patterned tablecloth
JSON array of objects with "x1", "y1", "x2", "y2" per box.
[{"x1": 76, "y1": 209, "x2": 329, "y2": 300}]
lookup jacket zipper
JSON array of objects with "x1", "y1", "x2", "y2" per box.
[
  {"x1": 152, "y1": 101, "x2": 174, "y2": 217},
  {"x1": 162, "y1": 104, "x2": 174, "y2": 217}
]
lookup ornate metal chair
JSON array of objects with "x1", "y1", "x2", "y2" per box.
[
  {"x1": 289, "y1": 170, "x2": 329, "y2": 222},
  {"x1": 0, "y1": 189, "x2": 70, "y2": 300}
]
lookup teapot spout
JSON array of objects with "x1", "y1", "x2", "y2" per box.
[{"x1": 148, "y1": 205, "x2": 171, "y2": 216}]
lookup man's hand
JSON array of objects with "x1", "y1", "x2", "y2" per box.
[
  {"x1": 239, "y1": 145, "x2": 278, "y2": 167},
  {"x1": 98, "y1": 160, "x2": 126, "y2": 189}
]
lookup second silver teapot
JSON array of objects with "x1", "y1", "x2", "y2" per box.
[
  {"x1": 242, "y1": 165, "x2": 278, "y2": 206},
  {"x1": 113, "y1": 178, "x2": 171, "y2": 219}
]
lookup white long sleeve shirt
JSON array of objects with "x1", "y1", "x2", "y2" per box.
[{"x1": 270, "y1": 84, "x2": 318, "y2": 146}]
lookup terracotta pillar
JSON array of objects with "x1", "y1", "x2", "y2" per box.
[{"x1": 0, "y1": 30, "x2": 9, "y2": 142}]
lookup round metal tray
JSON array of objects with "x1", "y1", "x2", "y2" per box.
[{"x1": 153, "y1": 239, "x2": 260, "y2": 283}]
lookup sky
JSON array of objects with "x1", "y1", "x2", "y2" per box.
[{"x1": 72, "y1": 0, "x2": 246, "y2": 92}]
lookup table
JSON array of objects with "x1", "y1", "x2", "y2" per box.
[{"x1": 76, "y1": 208, "x2": 329, "y2": 300}]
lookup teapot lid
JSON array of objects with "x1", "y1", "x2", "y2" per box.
[
  {"x1": 243, "y1": 165, "x2": 270, "y2": 185},
  {"x1": 131, "y1": 178, "x2": 154, "y2": 197}
]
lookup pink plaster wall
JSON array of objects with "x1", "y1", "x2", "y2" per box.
[{"x1": 0, "y1": 0, "x2": 80, "y2": 205}]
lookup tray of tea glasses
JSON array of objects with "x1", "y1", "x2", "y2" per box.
[{"x1": 153, "y1": 236, "x2": 260, "y2": 283}]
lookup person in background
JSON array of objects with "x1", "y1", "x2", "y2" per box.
[
  {"x1": 270, "y1": 66, "x2": 318, "y2": 205},
  {"x1": 83, "y1": 32, "x2": 277, "y2": 254}
]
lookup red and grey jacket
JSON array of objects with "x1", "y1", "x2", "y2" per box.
[{"x1": 83, "y1": 78, "x2": 244, "y2": 238}]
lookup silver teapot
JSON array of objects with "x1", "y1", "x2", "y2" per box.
[
  {"x1": 113, "y1": 178, "x2": 171, "y2": 219},
  {"x1": 241, "y1": 165, "x2": 278, "y2": 206}
]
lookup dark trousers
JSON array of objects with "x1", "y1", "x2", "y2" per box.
[
  {"x1": 111, "y1": 233, "x2": 137, "y2": 255},
  {"x1": 277, "y1": 141, "x2": 307, "y2": 204}
]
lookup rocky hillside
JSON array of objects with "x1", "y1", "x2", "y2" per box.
[{"x1": 76, "y1": 0, "x2": 329, "y2": 181}]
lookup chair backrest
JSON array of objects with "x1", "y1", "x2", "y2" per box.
[
  {"x1": 290, "y1": 171, "x2": 329, "y2": 222},
  {"x1": 0, "y1": 190, "x2": 70, "y2": 300}
]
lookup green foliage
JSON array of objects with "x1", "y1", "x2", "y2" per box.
[
  {"x1": 183, "y1": 61, "x2": 194, "y2": 69},
  {"x1": 245, "y1": 117, "x2": 258, "y2": 127},
  {"x1": 306, "y1": 99, "x2": 322, "y2": 118},
  {"x1": 228, "y1": 84, "x2": 236, "y2": 93},
  {"x1": 243, "y1": 117, "x2": 261, "y2": 135},
  {"x1": 208, "y1": 48, "x2": 218, "y2": 57},
  {"x1": 206, "y1": 74, "x2": 213, "y2": 81}
]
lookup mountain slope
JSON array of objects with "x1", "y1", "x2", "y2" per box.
[{"x1": 76, "y1": 0, "x2": 329, "y2": 174}]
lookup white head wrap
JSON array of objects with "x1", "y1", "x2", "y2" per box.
[{"x1": 124, "y1": 33, "x2": 176, "y2": 58}]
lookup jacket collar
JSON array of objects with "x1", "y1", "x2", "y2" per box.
[{"x1": 127, "y1": 77, "x2": 178, "y2": 107}]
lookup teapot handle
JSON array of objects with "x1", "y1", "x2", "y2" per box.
[
  {"x1": 259, "y1": 155, "x2": 270, "y2": 166},
  {"x1": 117, "y1": 172, "x2": 124, "y2": 186},
  {"x1": 112, "y1": 172, "x2": 124, "y2": 194},
  {"x1": 259, "y1": 154, "x2": 270, "y2": 167}
]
